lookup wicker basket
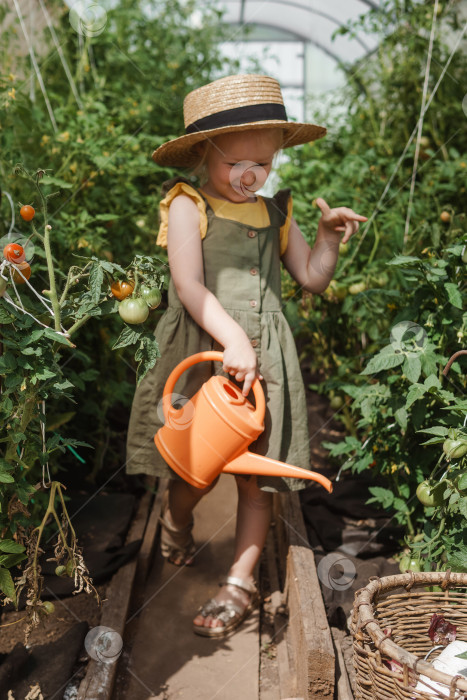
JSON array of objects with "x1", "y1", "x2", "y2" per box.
[{"x1": 351, "y1": 570, "x2": 467, "y2": 699}]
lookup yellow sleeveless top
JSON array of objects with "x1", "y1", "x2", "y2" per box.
[{"x1": 156, "y1": 182, "x2": 292, "y2": 256}]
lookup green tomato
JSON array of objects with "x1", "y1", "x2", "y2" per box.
[
  {"x1": 443, "y1": 439, "x2": 467, "y2": 460},
  {"x1": 330, "y1": 395, "x2": 344, "y2": 410},
  {"x1": 339, "y1": 242, "x2": 349, "y2": 256},
  {"x1": 462, "y1": 248, "x2": 467, "y2": 264},
  {"x1": 118, "y1": 297, "x2": 149, "y2": 324},
  {"x1": 328, "y1": 280, "x2": 347, "y2": 301},
  {"x1": 0, "y1": 277, "x2": 7, "y2": 296},
  {"x1": 416, "y1": 480, "x2": 443, "y2": 507},
  {"x1": 55, "y1": 565, "x2": 67, "y2": 577},
  {"x1": 348, "y1": 281, "x2": 366, "y2": 295},
  {"x1": 42, "y1": 601, "x2": 55, "y2": 614},
  {"x1": 399, "y1": 556, "x2": 421, "y2": 573},
  {"x1": 140, "y1": 285, "x2": 162, "y2": 309},
  {"x1": 66, "y1": 559, "x2": 75, "y2": 577},
  {"x1": 375, "y1": 273, "x2": 389, "y2": 288}
]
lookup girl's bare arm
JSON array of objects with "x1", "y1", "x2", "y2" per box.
[
  {"x1": 167, "y1": 195, "x2": 260, "y2": 395},
  {"x1": 281, "y1": 198, "x2": 367, "y2": 293}
]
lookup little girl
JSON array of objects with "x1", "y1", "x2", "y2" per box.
[{"x1": 126, "y1": 74, "x2": 366, "y2": 638}]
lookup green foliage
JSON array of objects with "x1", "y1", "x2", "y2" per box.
[
  {"x1": 0, "y1": 0, "x2": 234, "y2": 607},
  {"x1": 280, "y1": 0, "x2": 467, "y2": 568},
  {"x1": 0, "y1": 0, "x2": 237, "y2": 471}
]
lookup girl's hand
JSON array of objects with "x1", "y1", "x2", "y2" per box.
[
  {"x1": 316, "y1": 198, "x2": 368, "y2": 244},
  {"x1": 223, "y1": 341, "x2": 263, "y2": 397}
]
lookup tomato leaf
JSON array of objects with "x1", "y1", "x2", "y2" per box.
[
  {"x1": 89, "y1": 263, "x2": 104, "y2": 303},
  {"x1": 387, "y1": 255, "x2": 420, "y2": 266},
  {"x1": 112, "y1": 326, "x2": 140, "y2": 350},
  {"x1": 0, "y1": 539, "x2": 25, "y2": 553},
  {"x1": 403, "y1": 356, "x2": 421, "y2": 384},
  {"x1": 444, "y1": 282, "x2": 463, "y2": 309},
  {"x1": 0, "y1": 566, "x2": 16, "y2": 604},
  {"x1": 0, "y1": 553, "x2": 27, "y2": 567},
  {"x1": 0, "y1": 301, "x2": 15, "y2": 324},
  {"x1": 40, "y1": 175, "x2": 73, "y2": 188},
  {"x1": 367, "y1": 486, "x2": 394, "y2": 509},
  {"x1": 405, "y1": 383, "x2": 426, "y2": 409},
  {"x1": 361, "y1": 350, "x2": 404, "y2": 375}
]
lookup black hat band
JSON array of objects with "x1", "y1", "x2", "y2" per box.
[{"x1": 186, "y1": 103, "x2": 288, "y2": 135}]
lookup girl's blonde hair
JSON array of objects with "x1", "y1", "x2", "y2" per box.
[{"x1": 191, "y1": 127, "x2": 284, "y2": 184}]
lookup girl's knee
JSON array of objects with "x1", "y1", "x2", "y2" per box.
[
  {"x1": 185, "y1": 475, "x2": 219, "y2": 498},
  {"x1": 235, "y1": 475, "x2": 272, "y2": 508}
]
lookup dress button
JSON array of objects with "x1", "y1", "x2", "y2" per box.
[
  {"x1": 251, "y1": 339, "x2": 259, "y2": 348},
  {"x1": 250, "y1": 267, "x2": 257, "y2": 276},
  {"x1": 247, "y1": 230, "x2": 257, "y2": 238},
  {"x1": 249, "y1": 299, "x2": 257, "y2": 308}
]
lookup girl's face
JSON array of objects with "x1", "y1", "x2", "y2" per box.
[{"x1": 200, "y1": 129, "x2": 282, "y2": 203}]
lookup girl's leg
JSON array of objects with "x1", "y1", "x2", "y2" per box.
[
  {"x1": 193, "y1": 475, "x2": 272, "y2": 630},
  {"x1": 162, "y1": 478, "x2": 217, "y2": 566}
]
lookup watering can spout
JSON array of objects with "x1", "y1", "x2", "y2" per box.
[{"x1": 224, "y1": 451, "x2": 333, "y2": 493}]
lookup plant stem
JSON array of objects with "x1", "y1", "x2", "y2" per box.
[
  {"x1": 30, "y1": 482, "x2": 73, "y2": 601},
  {"x1": 43, "y1": 224, "x2": 62, "y2": 333},
  {"x1": 34, "y1": 177, "x2": 61, "y2": 333},
  {"x1": 367, "y1": 221, "x2": 380, "y2": 265},
  {"x1": 66, "y1": 313, "x2": 92, "y2": 337}
]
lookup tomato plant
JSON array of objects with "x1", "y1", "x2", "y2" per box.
[
  {"x1": 0, "y1": 0, "x2": 234, "y2": 641},
  {"x1": 0, "y1": 166, "x2": 165, "y2": 636},
  {"x1": 285, "y1": 1, "x2": 467, "y2": 571}
]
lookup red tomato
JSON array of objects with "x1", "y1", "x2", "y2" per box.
[
  {"x1": 3, "y1": 243, "x2": 26, "y2": 263},
  {"x1": 110, "y1": 280, "x2": 135, "y2": 301},
  {"x1": 20, "y1": 205, "x2": 35, "y2": 221},
  {"x1": 11, "y1": 262, "x2": 31, "y2": 284}
]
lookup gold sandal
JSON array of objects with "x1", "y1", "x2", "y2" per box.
[
  {"x1": 193, "y1": 576, "x2": 259, "y2": 638},
  {"x1": 159, "y1": 491, "x2": 196, "y2": 566}
]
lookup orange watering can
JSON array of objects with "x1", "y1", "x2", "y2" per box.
[{"x1": 154, "y1": 351, "x2": 333, "y2": 493}]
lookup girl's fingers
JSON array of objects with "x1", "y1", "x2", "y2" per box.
[{"x1": 316, "y1": 197, "x2": 331, "y2": 216}]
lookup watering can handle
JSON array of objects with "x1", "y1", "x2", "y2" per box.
[{"x1": 162, "y1": 351, "x2": 266, "y2": 424}]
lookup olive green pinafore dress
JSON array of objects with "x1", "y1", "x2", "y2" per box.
[{"x1": 126, "y1": 176, "x2": 311, "y2": 492}]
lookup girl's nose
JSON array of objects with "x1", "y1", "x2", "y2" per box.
[{"x1": 241, "y1": 170, "x2": 256, "y2": 187}]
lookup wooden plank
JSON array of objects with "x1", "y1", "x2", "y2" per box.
[
  {"x1": 77, "y1": 478, "x2": 156, "y2": 700},
  {"x1": 265, "y1": 528, "x2": 294, "y2": 699},
  {"x1": 331, "y1": 627, "x2": 354, "y2": 700},
  {"x1": 135, "y1": 477, "x2": 168, "y2": 586},
  {"x1": 277, "y1": 492, "x2": 335, "y2": 700}
]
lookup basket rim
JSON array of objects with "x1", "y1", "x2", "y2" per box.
[{"x1": 352, "y1": 570, "x2": 467, "y2": 692}]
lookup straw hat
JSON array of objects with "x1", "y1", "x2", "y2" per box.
[{"x1": 152, "y1": 74, "x2": 326, "y2": 167}]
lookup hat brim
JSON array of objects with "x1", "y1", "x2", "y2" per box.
[{"x1": 152, "y1": 120, "x2": 326, "y2": 167}]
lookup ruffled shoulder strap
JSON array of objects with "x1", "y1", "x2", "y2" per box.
[
  {"x1": 264, "y1": 188, "x2": 293, "y2": 256},
  {"x1": 156, "y1": 177, "x2": 208, "y2": 248}
]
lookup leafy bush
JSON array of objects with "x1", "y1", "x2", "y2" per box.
[
  {"x1": 0, "y1": 0, "x2": 237, "y2": 625},
  {"x1": 279, "y1": 0, "x2": 467, "y2": 568}
]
